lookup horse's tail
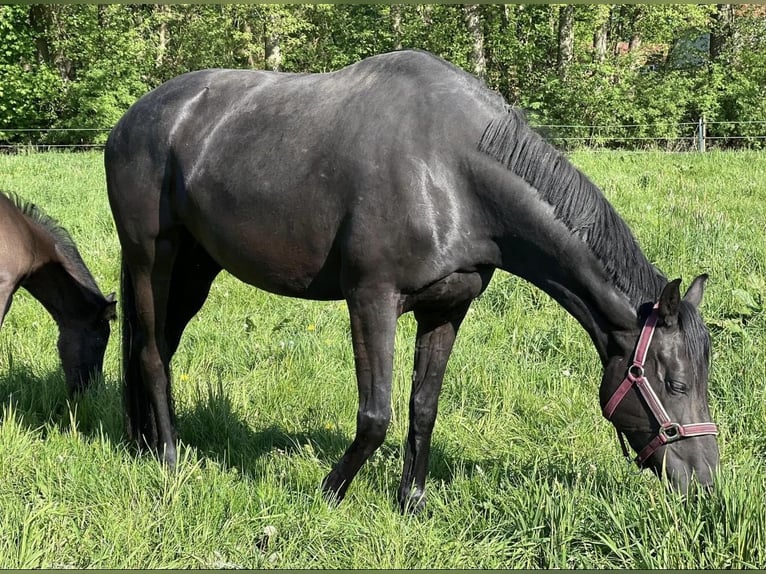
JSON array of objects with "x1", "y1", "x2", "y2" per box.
[{"x1": 120, "y1": 258, "x2": 156, "y2": 447}]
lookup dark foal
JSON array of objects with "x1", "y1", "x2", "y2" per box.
[
  {"x1": 0, "y1": 191, "x2": 116, "y2": 393},
  {"x1": 105, "y1": 49, "x2": 718, "y2": 512}
]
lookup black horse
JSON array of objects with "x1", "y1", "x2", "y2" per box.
[
  {"x1": 105, "y1": 49, "x2": 718, "y2": 512},
  {"x1": 0, "y1": 190, "x2": 116, "y2": 393}
]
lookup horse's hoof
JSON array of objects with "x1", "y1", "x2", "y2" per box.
[
  {"x1": 398, "y1": 488, "x2": 426, "y2": 515},
  {"x1": 321, "y1": 470, "x2": 348, "y2": 506},
  {"x1": 161, "y1": 447, "x2": 177, "y2": 470}
]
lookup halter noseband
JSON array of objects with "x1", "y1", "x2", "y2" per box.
[{"x1": 602, "y1": 304, "x2": 718, "y2": 466}]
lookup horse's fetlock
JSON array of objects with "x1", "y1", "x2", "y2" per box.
[
  {"x1": 321, "y1": 469, "x2": 349, "y2": 504},
  {"x1": 398, "y1": 486, "x2": 427, "y2": 515}
]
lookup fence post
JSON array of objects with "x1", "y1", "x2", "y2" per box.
[{"x1": 697, "y1": 116, "x2": 706, "y2": 152}]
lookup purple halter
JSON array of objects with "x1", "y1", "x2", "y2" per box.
[{"x1": 603, "y1": 304, "x2": 718, "y2": 466}]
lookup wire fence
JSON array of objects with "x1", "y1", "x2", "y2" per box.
[
  {"x1": 1, "y1": 119, "x2": 765, "y2": 153},
  {"x1": 537, "y1": 118, "x2": 766, "y2": 152}
]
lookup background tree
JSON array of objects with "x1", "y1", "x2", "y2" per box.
[
  {"x1": 463, "y1": 4, "x2": 486, "y2": 80},
  {"x1": 0, "y1": 3, "x2": 763, "y2": 149},
  {"x1": 557, "y1": 5, "x2": 575, "y2": 76}
]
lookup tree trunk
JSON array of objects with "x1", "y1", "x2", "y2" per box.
[
  {"x1": 627, "y1": 5, "x2": 643, "y2": 52},
  {"x1": 419, "y1": 5, "x2": 433, "y2": 27},
  {"x1": 557, "y1": 5, "x2": 575, "y2": 74},
  {"x1": 28, "y1": 5, "x2": 52, "y2": 66},
  {"x1": 710, "y1": 4, "x2": 734, "y2": 61},
  {"x1": 239, "y1": 14, "x2": 257, "y2": 68},
  {"x1": 593, "y1": 7, "x2": 610, "y2": 63},
  {"x1": 390, "y1": 5, "x2": 403, "y2": 51},
  {"x1": 155, "y1": 4, "x2": 170, "y2": 69},
  {"x1": 463, "y1": 4, "x2": 486, "y2": 80},
  {"x1": 28, "y1": 5, "x2": 73, "y2": 82},
  {"x1": 264, "y1": 11, "x2": 281, "y2": 72}
]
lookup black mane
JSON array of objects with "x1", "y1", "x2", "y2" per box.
[
  {"x1": 679, "y1": 300, "x2": 711, "y2": 381},
  {"x1": 478, "y1": 107, "x2": 666, "y2": 307},
  {"x1": 2, "y1": 190, "x2": 102, "y2": 295}
]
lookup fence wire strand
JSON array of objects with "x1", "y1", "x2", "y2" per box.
[{"x1": 2, "y1": 120, "x2": 765, "y2": 152}]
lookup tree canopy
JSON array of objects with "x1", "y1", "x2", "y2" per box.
[{"x1": 1, "y1": 4, "x2": 764, "y2": 149}]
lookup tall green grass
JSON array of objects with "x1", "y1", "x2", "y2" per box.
[{"x1": 0, "y1": 150, "x2": 764, "y2": 568}]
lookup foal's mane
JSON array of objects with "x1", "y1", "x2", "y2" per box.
[
  {"x1": 2, "y1": 190, "x2": 102, "y2": 295},
  {"x1": 478, "y1": 107, "x2": 666, "y2": 307}
]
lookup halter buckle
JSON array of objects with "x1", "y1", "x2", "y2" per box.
[
  {"x1": 627, "y1": 363, "x2": 644, "y2": 381},
  {"x1": 659, "y1": 422, "x2": 683, "y2": 443}
]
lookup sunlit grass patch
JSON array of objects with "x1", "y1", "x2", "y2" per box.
[{"x1": 0, "y1": 150, "x2": 764, "y2": 568}]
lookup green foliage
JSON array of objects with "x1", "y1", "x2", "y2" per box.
[
  {"x1": 52, "y1": 7, "x2": 151, "y2": 144},
  {"x1": 0, "y1": 150, "x2": 765, "y2": 568},
  {"x1": 0, "y1": 5, "x2": 764, "y2": 148},
  {"x1": 286, "y1": 5, "x2": 393, "y2": 72},
  {"x1": 0, "y1": 6, "x2": 63, "y2": 140},
  {"x1": 711, "y1": 7, "x2": 766, "y2": 149}
]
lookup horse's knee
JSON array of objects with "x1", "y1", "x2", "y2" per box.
[
  {"x1": 357, "y1": 409, "x2": 390, "y2": 447},
  {"x1": 138, "y1": 348, "x2": 169, "y2": 391}
]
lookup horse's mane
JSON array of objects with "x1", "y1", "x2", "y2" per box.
[
  {"x1": 679, "y1": 300, "x2": 711, "y2": 381},
  {"x1": 1, "y1": 190, "x2": 102, "y2": 296},
  {"x1": 478, "y1": 107, "x2": 666, "y2": 307}
]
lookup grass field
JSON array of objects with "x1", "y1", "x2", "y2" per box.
[{"x1": 0, "y1": 150, "x2": 764, "y2": 568}]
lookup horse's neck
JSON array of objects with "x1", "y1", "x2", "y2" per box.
[
  {"x1": 510, "y1": 261, "x2": 643, "y2": 363},
  {"x1": 477, "y1": 160, "x2": 659, "y2": 362}
]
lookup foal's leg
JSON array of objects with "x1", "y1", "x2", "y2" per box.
[
  {"x1": 398, "y1": 303, "x2": 469, "y2": 514},
  {"x1": 0, "y1": 279, "x2": 14, "y2": 330},
  {"x1": 321, "y1": 286, "x2": 399, "y2": 504}
]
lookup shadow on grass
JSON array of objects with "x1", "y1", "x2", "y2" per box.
[
  {"x1": 174, "y1": 377, "x2": 621, "y2": 507},
  {"x1": 176, "y1": 381, "x2": 352, "y2": 478},
  {"x1": 1, "y1": 363, "x2": 616, "y2": 510},
  {"x1": 0, "y1": 361, "x2": 125, "y2": 442}
]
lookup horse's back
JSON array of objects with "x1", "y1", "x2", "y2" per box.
[
  {"x1": 107, "y1": 50, "x2": 499, "y2": 158},
  {"x1": 105, "y1": 50, "x2": 505, "y2": 297}
]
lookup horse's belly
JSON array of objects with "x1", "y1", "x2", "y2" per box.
[{"x1": 201, "y1": 228, "x2": 344, "y2": 301}]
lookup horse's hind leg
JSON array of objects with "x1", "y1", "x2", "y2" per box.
[
  {"x1": 164, "y1": 232, "x2": 221, "y2": 356},
  {"x1": 121, "y1": 261, "x2": 156, "y2": 448},
  {"x1": 321, "y1": 285, "x2": 399, "y2": 504},
  {"x1": 122, "y1": 235, "x2": 180, "y2": 467},
  {"x1": 397, "y1": 303, "x2": 469, "y2": 514}
]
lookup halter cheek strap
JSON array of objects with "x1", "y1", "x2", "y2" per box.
[{"x1": 603, "y1": 304, "x2": 718, "y2": 466}]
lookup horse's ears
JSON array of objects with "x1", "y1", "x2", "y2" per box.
[
  {"x1": 658, "y1": 278, "x2": 682, "y2": 327},
  {"x1": 683, "y1": 273, "x2": 708, "y2": 308},
  {"x1": 103, "y1": 292, "x2": 118, "y2": 321}
]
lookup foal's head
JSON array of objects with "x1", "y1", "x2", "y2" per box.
[
  {"x1": 601, "y1": 275, "x2": 719, "y2": 493},
  {"x1": 13, "y1": 194, "x2": 118, "y2": 393},
  {"x1": 57, "y1": 291, "x2": 116, "y2": 393}
]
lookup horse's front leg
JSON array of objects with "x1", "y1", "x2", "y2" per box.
[
  {"x1": 398, "y1": 303, "x2": 469, "y2": 514},
  {"x1": 321, "y1": 285, "x2": 399, "y2": 504}
]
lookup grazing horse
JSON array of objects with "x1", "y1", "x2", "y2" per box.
[
  {"x1": 0, "y1": 191, "x2": 116, "y2": 393},
  {"x1": 105, "y1": 49, "x2": 718, "y2": 512}
]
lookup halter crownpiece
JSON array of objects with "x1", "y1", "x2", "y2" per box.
[{"x1": 603, "y1": 303, "x2": 718, "y2": 466}]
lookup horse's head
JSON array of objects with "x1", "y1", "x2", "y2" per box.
[
  {"x1": 57, "y1": 292, "x2": 117, "y2": 393},
  {"x1": 600, "y1": 275, "x2": 719, "y2": 493}
]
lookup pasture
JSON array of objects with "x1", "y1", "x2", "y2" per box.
[{"x1": 0, "y1": 150, "x2": 764, "y2": 568}]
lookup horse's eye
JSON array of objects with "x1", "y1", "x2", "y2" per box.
[{"x1": 665, "y1": 379, "x2": 688, "y2": 394}]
